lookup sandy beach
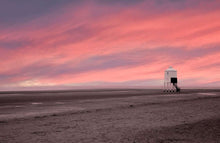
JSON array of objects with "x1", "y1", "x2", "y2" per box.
[{"x1": 0, "y1": 89, "x2": 220, "y2": 143}]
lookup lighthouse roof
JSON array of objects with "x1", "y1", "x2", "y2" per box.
[{"x1": 165, "y1": 66, "x2": 177, "y2": 72}]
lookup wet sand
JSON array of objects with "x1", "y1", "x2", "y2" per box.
[{"x1": 0, "y1": 89, "x2": 220, "y2": 143}]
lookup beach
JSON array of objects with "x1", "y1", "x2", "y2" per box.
[{"x1": 0, "y1": 89, "x2": 220, "y2": 143}]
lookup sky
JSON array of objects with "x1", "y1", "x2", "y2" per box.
[{"x1": 0, "y1": 0, "x2": 220, "y2": 90}]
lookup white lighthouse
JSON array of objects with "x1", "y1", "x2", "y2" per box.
[{"x1": 164, "y1": 66, "x2": 180, "y2": 92}]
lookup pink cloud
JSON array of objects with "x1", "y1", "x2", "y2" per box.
[{"x1": 0, "y1": 0, "x2": 219, "y2": 89}]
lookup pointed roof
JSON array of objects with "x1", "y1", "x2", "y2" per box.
[{"x1": 165, "y1": 66, "x2": 177, "y2": 72}]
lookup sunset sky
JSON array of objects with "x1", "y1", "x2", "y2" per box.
[{"x1": 0, "y1": 0, "x2": 219, "y2": 90}]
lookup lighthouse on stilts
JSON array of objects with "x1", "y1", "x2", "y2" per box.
[{"x1": 164, "y1": 66, "x2": 180, "y2": 92}]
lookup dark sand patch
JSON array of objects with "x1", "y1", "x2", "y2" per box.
[{"x1": 125, "y1": 118, "x2": 220, "y2": 143}]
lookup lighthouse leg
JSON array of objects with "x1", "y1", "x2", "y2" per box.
[{"x1": 170, "y1": 83, "x2": 172, "y2": 92}]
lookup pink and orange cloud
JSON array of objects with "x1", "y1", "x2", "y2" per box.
[{"x1": 0, "y1": 0, "x2": 219, "y2": 90}]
